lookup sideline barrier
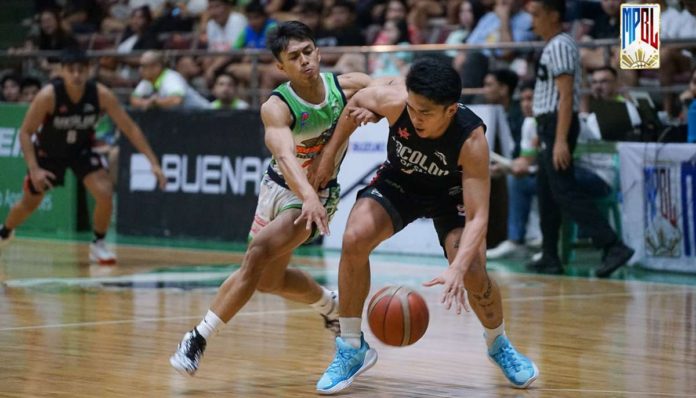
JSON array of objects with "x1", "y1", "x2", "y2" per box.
[
  {"x1": 619, "y1": 142, "x2": 696, "y2": 272},
  {"x1": 0, "y1": 103, "x2": 84, "y2": 234},
  {"x1": 117, "y1": 109, "x2": 270, "y2": 242}
]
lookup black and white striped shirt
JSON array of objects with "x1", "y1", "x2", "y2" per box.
[{"x1": 532, "y1": 32, "x2": 581, "y2": 116}]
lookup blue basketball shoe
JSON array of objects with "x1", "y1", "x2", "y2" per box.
[
  {"x1": 487, "y1": 335, "x2": 539, "y2": 388},
  {"x1": 316, "y1": 333, "x2": 378, "y2": 395}
]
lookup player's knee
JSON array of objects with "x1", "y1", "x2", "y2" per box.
[
  {"x1": 240, "y1": 242, "x2": 271, "y2": 277},
  {"x1": 341, "y1": 226, "x2": 372, "y2": 256}
]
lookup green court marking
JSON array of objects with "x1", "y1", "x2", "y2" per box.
[{"x1": 7, "y1": 232, "x2": 696, "y2": 287}]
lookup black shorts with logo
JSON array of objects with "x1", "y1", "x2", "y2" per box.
[
  {"x1": 25, "y1": 146, "x2": 105, "y2": 195},
  {"x1": 357, "y1": 166, "x2": 466, "y2": 251}
]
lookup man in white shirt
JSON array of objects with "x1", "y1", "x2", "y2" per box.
[
  {"x1": 203, "y1": 0, "x2": 247, "y2": 83},
  {"x1": 131, "y1": 51, "x2": 211, "y2": 110},
  {"x1": 584, "y1": 66, "x2": 642, "y2": 137}
]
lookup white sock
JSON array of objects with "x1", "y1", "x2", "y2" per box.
[
  {"x1": 196, "y1": 310, "x2": 225, "y2": 340},
  {"x1": 310, "y1": 287, "x2": 336, "y2": 316},
  {"x1": 339, "y1": 317, "x2": 362, "y2": 348},
  {"x1": 484, "y1": 321, "x2": 506, "y2": 349}
]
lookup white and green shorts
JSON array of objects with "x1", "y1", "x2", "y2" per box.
[{"x1": 249, "y1": 173, "x2": 340, "y2": 243}]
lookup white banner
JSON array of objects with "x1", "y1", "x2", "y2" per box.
[
  {"x1": 618, "y1": 142, "x2": 696, "y2": 272},
  {"x1": 324, "y1": 105, "x2": 510, "y2": 256}
]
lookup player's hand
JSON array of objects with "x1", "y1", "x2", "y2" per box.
[
  {"x1": 308, "y1": 152, "x2": 334, "y2": 191},
  {"x1": 152, "y1": 164, "x2": 166, "y2": 190},
  {"x1": 294, "y1": 195, "x2": 330, "y2": 236},
  {"x1": 29, "y1": 167, "x2": 56, "y2": 193},
  {"x1": 553, "y1": 140, "x2": 571, "y2": 170},
  {"x1": 423, "y1": 266, "x2": 470, "y2": 315},
  {"x1": 347, "y1": 106, "x2": 380, "y2": 126}
]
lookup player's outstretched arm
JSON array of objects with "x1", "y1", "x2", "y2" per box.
[
  {"x1": 424, "y1": 127, "x2": 489, "y2": 313},
  {"x1": 309, "y1": 84, "x2": 406, "y2": 190},
  {"x1": 98, "y1": 84, "x2": 166, "y2": 189},
  {"x1": 19, "y1": 86, "x2": 56, "y2": 191},
  {"x1": 261, "y1": 96, "x2": 329, "y2": 235}
]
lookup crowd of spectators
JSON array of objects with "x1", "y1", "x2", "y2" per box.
[{"x1": 1, "y1": 0, "x2": 694, "y2": 117}]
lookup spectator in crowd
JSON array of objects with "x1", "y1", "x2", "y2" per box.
[
  {"x1": 118, "y1": 6, "x2": 161, "y2": 53},
  {"x1": 30, "y1": 8, "x2": 79, "y2": 77},
  {"x1": 582, "y1": 66, "x2": 642, "y2": 140},
  {"x1": 294, "y1": 1, "x2": 322, "y2": 34},
  {"x1": 459, "y1": 0, "x2": 534, "y2": 96},
  {"x1": 371, "y1": 0, "x2": 422, "y2": 44},
  {"x1": 210, "y1": 72, "x2": 250, "y2": 110},
  {"x1": 99, "y1": 5, "x2": 161, "y2": 87},
  {"x1": 202, "y1": 0, "x2": 248, "y2": 83},
  {"x1": 315, "y1": 0, "x2": 366, "y2": 68},
  {"x1": 578, "y1": 0, "x2": 621, "y2": 73},
  {"x1": 445, "y1": 0, "x2": 486, "y2": 69},
  {"x1": 687, "y1": 66, "x2": 696, "y2": 143},
  {"x1": 233, "y1": 1, "x2": 277, "y2": 49},
  {"x1": 20, "y1": 77, "x2": 42, "y2": 103},
  {"x1": 261, "y1": 0, "x2": 298, "y2": 14},
  {"x1": 176, "y1": 55, "x2": 208, "y2": 95},
  {"x1": 484, "y1": 73, "x2": 539, "y2": 259},
  {"x1": 1, "y1": 75, "x2": 22, "y2": 103},
  {"x1": 63, "y1": 0, "x2": 104, "y2": 34},
  {"x1": 407, "y1": 0, "x2": 445, "y2": 43},
  {"x1": 131, "y1": 51, "x2": 211, "y2": 110},
  {"x1": 370, "y1": 19, "x2": 412, "y2": 77}
]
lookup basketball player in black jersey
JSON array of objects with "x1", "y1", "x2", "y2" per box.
[
  {"x1": 311, "y1": 59, "x2": 538, "y2": 394},
  {"x1": 0, "y1": 50, "x2": 166, "y2": 264}
]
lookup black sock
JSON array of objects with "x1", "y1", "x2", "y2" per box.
[
  {"x1": 93, "y1": 231, "x2": 106, "y2": 243},
  {"x1": 0, "y1": 225, "x2": 12, "y2": 239}
]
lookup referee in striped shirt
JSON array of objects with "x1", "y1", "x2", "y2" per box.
[{"x1": 526, "y1": 0, "x2": 634, "y2": 278}]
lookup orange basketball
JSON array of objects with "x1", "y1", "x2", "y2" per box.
[{"x1": 367, "y1": 285, "x2": 429, "y2": 346}]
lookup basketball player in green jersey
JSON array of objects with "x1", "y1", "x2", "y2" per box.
[{"x1": 170, "y1": 21, "x2": 387, "y2": 376}]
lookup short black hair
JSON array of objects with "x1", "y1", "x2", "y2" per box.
[
  {"x1": 60, "y1": 48, "x2": 89, "y2": 65},
  {"x1": 1, "y1": 74, "x2": 21, "y2": 87},
  {"x1": 487, "y1": 68, "x2": 519, "y2": 96},
  {"x1": 214, "y1": 71, "x2": 238, "y2": 85},
  {"x1": 532, "y1": 0, "x2": 565, "y2": 21},
  {"x1": 591, "y1": 66, "x2": 618, "y2": 78},
  {"x1": 245, "y1": 0, "x2": 266, "y2": 16},
  {"x1": 267, "y1": 21, "x2": 316, "y2": 60},
  {"x1": 406, "y1": 58, "x2": 462, "y2": 106},
  {"x1": 20, "y1": 77, "x2": 42, "y2": 90}
]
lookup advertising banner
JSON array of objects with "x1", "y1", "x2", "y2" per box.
[
  {"x1": 117, "y1": 109, "x2": 271, "y2": 242},
  {"x1": 0, "y1": 103, "x2": 79, "y2": 233},
  {"x1": 619, "y1": 142, "x2": 696, "y2": 272}
]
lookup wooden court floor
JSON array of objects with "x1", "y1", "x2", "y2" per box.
[{"x1": 1, "y1": 238, "x2": 695, "y2": 397}]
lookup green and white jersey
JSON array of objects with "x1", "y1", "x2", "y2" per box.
[{"x1": 269, "y1": 72, "x2": 347, "y2": 182}]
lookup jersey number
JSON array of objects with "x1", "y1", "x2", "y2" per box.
[{"x1": 66, "y1": 130, "x2": 77, "y2": 144}]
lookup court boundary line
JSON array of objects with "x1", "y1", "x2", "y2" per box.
[{"x1": 532, "y1": 388, "x2": 696, "y2": 397}]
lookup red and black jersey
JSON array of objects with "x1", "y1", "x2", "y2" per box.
[
  {"x1": 381, "y1": 104, "x2": 485, "y2": 194},
  {"x1": 35, "y1": 78, "x2": 101, "y2": 158}
]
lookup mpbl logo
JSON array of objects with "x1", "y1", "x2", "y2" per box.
[{"x1": 620, "y1": 4, "x2": 660, "y2": 69}]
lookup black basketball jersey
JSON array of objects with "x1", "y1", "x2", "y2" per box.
[
  {"x1": 382, "y1": 104, "x2": 485, "y2": 193},
  {"x1": 36, "y1": 78, "x2": 101, "y2": 158}
]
